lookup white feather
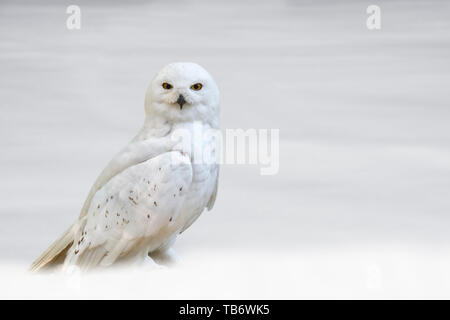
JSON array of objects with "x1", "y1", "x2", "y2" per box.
[{"x1": 31, "y1": 62, "x2": 220, "y2": 272}]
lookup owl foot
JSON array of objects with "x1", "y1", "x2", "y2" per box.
[{"x1": 149, "y1": 247, "x2": 180, "y2": 267}]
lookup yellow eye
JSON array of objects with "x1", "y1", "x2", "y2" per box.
[
  {"x1": 162, "y1": 82, "x2": 172, "y2": 89},
  {"x1": 190, "y1": 83, "x2": 203, "y2": 91}
]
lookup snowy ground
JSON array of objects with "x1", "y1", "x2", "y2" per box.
[
  {"x1": 3, "y1": 248, "x2": 450, "y2": 299},
  {"x1": 0, "y1": 0, "x2": 450, "y2": 299}
]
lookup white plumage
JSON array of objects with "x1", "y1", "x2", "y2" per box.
[{"x1": 30, "y1": 62, "x2": 220, "y2": 272}]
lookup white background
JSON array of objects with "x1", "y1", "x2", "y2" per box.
[{"x1": 0, "y1": 0, "x2": 450, "y2": 298}]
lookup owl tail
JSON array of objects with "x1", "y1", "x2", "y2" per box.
[{"x1": 29, "y1": 223, "x2": 76, "y2": 273}]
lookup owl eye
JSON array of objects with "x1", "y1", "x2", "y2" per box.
[
  {"x1": 190, "y1": 83, "x2": 203, "y2": 91},
  {"x1": 162, "y1": 82, "x2": 172, "y2": 90}
]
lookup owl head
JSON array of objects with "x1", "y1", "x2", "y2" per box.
[{"x1": 145, "y1": 62, "x2": 220, "y2": 128}]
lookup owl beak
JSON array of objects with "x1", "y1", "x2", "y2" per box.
[{"x1": 177, "y1": 94, "x2": 186, "y2": 109}]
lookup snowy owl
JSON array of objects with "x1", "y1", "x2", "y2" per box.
[{"x1": 30, "y1": 62, "x2": 220, "y2": 272}]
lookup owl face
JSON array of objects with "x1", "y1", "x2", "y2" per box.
[{"x1": 145, "y1": 62, "x2": 220, "y2": 126}]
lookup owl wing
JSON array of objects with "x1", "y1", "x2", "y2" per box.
[
  {"x1": 206, "y1": 167, "x2": 219, "y2": 211},
  {"x1": 29, "y1": 136, "x2": 175, "y2": 272},
  {"x1": 63, "y1": 151, "x2": 193, "y2": 271},
  {"x1": 78, "y1": 135, "x2": 174, "y2": 219}
]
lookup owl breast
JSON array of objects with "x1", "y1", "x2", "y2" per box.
[{"x1": 169, "y1": 121, "x2": 219, "y2": 233}]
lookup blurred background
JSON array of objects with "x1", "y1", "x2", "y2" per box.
[{"x1": 0, "y1": 0, "x2": 450, "y2": 298}]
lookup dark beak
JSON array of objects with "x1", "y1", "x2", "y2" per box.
[{"x1": 176, "y1": 94, "x2": 186, "y2": 109}]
